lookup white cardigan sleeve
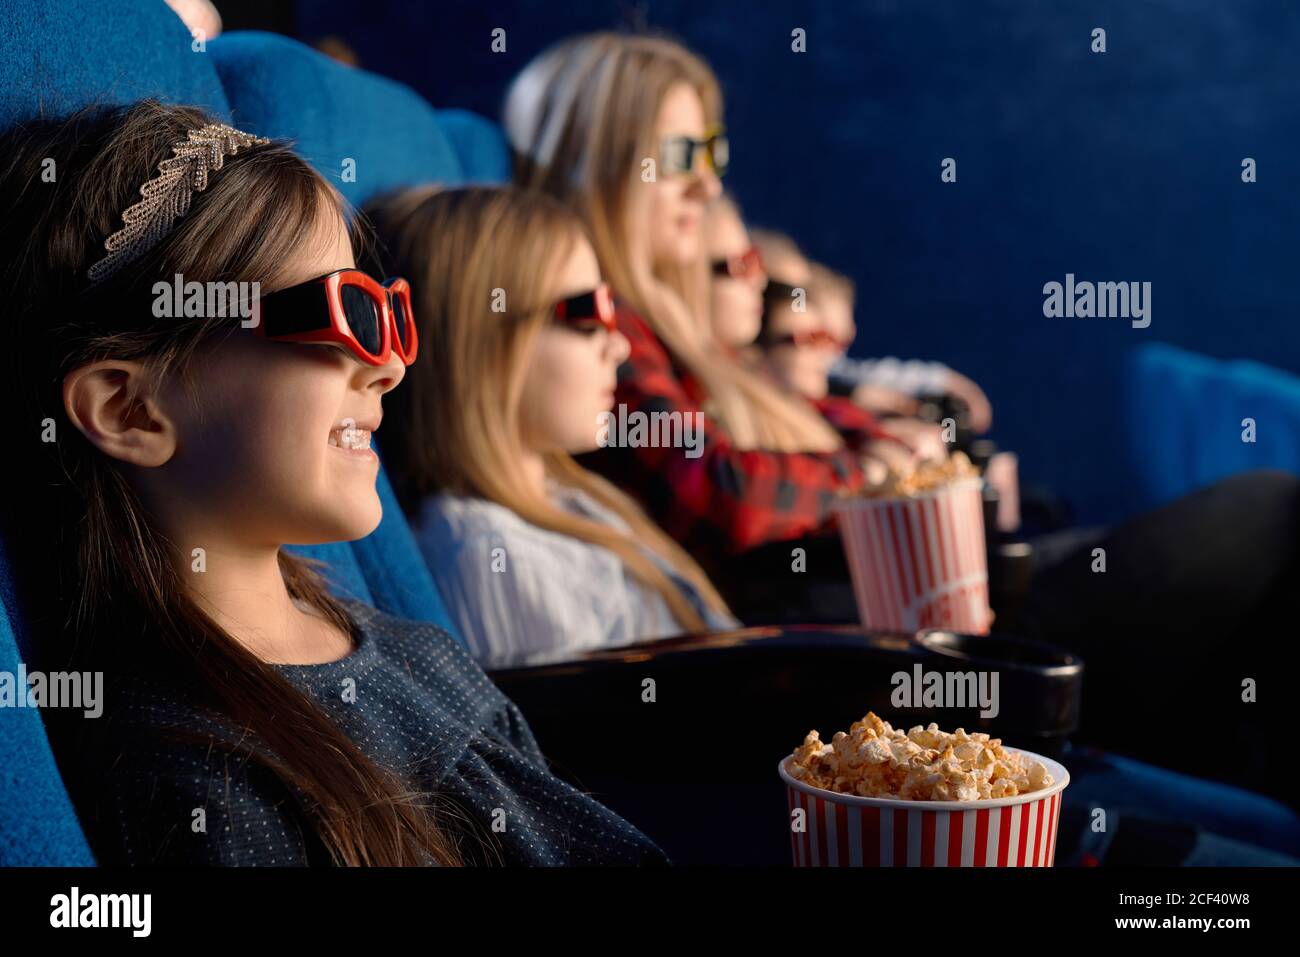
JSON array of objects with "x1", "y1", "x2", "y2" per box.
[
  {"x1": 414, "y1": 495, "x2": 637, "y2": 664},
  {"x1": 829, "y1": 355, "x2": 953, "y2": 396}
]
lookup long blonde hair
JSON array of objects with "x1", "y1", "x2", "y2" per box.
[
  {"x1": 505, "y1": 31, "x2": 843, "y2": 452},
  {"x1": 367, "y1": 185, "x2": 732, "y2": 633}
]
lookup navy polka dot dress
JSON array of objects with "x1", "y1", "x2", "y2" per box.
[{"x1": 85, "y1": 599, "x2": 669, "y2": 867}]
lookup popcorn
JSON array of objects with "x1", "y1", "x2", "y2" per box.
[
  {"x1": 787, "y1": 712, "x2": 1054, "y2": 802},
  {"x1": 862, "y1": 450, "x2": 981, "y2": 498}
]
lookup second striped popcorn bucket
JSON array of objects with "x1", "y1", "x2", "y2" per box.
[
  {"x1": 832, "y1": 476, "x2": 992, "y2": 635},
  {"x1": 779, "y1": 750, "x2": 1070, "y2": 867}
]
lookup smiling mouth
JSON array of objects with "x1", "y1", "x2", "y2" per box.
[{"x1": 328, "y1": 425, "x2": 374, "y2": 455}]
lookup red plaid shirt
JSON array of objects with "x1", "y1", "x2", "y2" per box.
[{"x1": 579, "y1": 306, "x2": 892, "y2": 559}]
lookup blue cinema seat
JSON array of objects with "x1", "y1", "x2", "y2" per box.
[
  {"x1": 0, "y1": 1, "x2": 509, "y2": 865},
  {"x1": 0, "y1": 0, "x2": 229, "y2": 128},
  {"x1": 0, "y1": 578, "x2": 97, "y2": 866},
  {"x1": 1125, "y1": 343, "x2": 1300, "y2": 510},
  {"x1": 208, "y1": 30, "x2": 463, "y2": 207},
  {"x1": 435, "y1": 108, "x2": 513, "y2": 184}
]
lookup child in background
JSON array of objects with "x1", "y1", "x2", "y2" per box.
[
  {"x1": 698, "y1": 207, "x2": 943, "y2": 465},
  {"x1": 746, "y1": 227, "x2": 845, "y2": 403},
  {"x1": 703, "y1": 195, "x2": 767, "y2": 355},
  {"x1": 369, "y1": 185, "x2": 738, "y2": 663},
  {"x1": 749, "y1": 226, "x2": 992, "y2": 433},
  {"x1": 814, "y1": 264, "x2": 994, "y2": 433},
  {"x1": 808, "y1": 263, "x2": 920, "y2": 418},
  {"x1": 702, "y1": 196, "x2": 944, "y2": 476}
]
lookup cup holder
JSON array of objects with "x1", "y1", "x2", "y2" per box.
[
  {"x1": 906, "y1": 630, "x2": 1085, "y2": 747},
  {"x1": 916, "y1": 629, "x2": 1082, "y2": 675}
]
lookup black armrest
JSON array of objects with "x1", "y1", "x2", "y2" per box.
[{"x1": 488, "y1": 626, "x2": 1082, "y2": 865}]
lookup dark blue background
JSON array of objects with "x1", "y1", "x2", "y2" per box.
[{"x1": 297, "y1": 0, "x2": 1300, "y2": 523}]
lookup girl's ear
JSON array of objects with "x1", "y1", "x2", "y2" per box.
[{"x1": 62, "y1": 360, "x2": 178, "y2": 468}]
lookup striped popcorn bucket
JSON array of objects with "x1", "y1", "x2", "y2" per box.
[
  {"x1": 779, "y1": 750, "x2": 1070, "y2": 867},
  {"x1": 832, "y1": 477, "x2": 991, "y2": 635}
]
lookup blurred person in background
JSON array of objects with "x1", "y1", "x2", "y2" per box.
[
  {"x1": 748, "y1": 222, "x2": 987, "y2": 440},
  {"x1": 369, "y1": 184, "x2": 737, "y2": 664},
  {"x1": 703, "y1": 195, "x2": 947, "y2": 464}
]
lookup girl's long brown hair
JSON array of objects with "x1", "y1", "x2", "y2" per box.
[
  {"x1": 366, "y1": 185, "x2": 731, "y2": 633},
  {"x1": 0, "y1": 101, "x2": 474, "y2": 866},
  {"x1": 504, "y1": 31, "x2": 845, "y2": 452}
]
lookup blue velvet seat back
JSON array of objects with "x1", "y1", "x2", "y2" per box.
[
  {"x1": 0, "y1": 0, "x2": 230, "y2": 128},
  {"x1": 209, "y1": 31, "x2": 464, "y2": 206},
  {"x1": 1126, "y1": 343, "x2": 1300, "y2": 508}
]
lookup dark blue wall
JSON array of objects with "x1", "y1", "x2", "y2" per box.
[{"x1": 297, "y1": 0, "x2": 1300, "y2": 523}]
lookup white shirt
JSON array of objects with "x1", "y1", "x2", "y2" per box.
[{"x1": 413, "y1": 484, "x2": 738, "y2": 666}]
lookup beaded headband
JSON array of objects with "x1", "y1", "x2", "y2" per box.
[{"x1": 86, "y1": 122, "x2": 271, "y2": 285}]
